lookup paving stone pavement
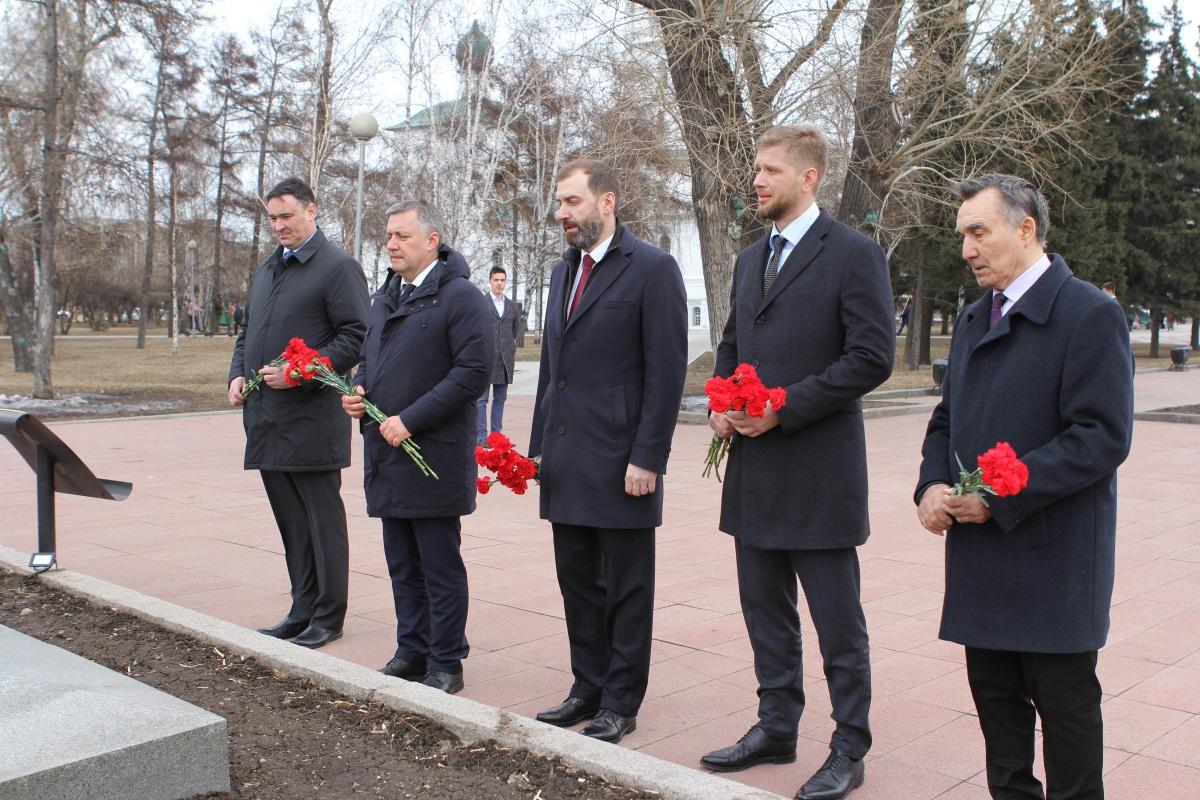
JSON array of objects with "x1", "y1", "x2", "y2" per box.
[{"x1": 0, "y1": 368, "x2": 1197, "y2": 799}]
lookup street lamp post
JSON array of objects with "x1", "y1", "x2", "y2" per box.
[{"x1": 349, "y1": 113, "x2": 379, "y2": 263}]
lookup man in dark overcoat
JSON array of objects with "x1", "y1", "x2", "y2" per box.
[
  {"x1": 477, "y1": 265, "x2": 518, "y2": 442},
  {"x1": 701, "y1": 126, "x2": 894, "y2": 800},
  {"x1": 228, "y1": 177, "x2": 370, "y2": 649},
  {"x1": 529, "y1": 159, "x2": 687, "y2": 744},
  {"x1": 916, "y1": 175, "x2": 1133, "y2": 799},
  {"x1": 342, "y1": 200, "x2": 491, "y2": 695}
]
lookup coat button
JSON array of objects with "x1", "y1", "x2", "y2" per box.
[
  {"x1": 557, "y1": 380, "x2": 565, "y2": 389},
  {"x1": 755, "y1": 315, "x2": 765, "y2": 324},
  {"x1": 751, "y1": 359, "x2": 759, "y2": 368},
  {"x1": 432, "y1": 299, "x2": 438, "y2": 305},
  {"x1": 557, "y1": 425, "x2": 566, "y2": 435}
]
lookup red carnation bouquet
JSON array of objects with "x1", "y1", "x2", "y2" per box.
[
  {"x1": 244, "y1": 337, "x2": 437, "y2": 479},
  {"x1": 702, "y1": 363, "x2": 787, "y2": 480},
  {"x1": 475, "y1": 432, "x2": 539, "y2": 495},
  {"x1": 952, "y1": 441, "x2": 1029, "y2": 504}
]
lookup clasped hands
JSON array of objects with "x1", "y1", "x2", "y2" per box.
[
  {"x1": 917, "y1": 483, "x2": 991, "y2": 536},
  {"x1": 340, "y1": 386, "x2": 410, "y2": 448},
  {"x1": 226, "y1": 363, "x2": 294, "y2": 407},
  {"x1": 708, "y1": 403, "x2": 780, "y2": 440}
]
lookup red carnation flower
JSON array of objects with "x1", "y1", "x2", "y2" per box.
[{"x1": 952, "y1": 441, "x2": 1029, "y2": 504}]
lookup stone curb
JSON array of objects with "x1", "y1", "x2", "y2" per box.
[
  {"x1": 0, "y1": 545, "x2": 784, "y2": 800},
  {"x1": 1134, "y1": 411, "x2": 1200, "y2": 425}
]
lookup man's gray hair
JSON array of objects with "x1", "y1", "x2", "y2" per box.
[
  {"x1": 952, "y1": 174, "x2": 1050, "y2": 246},
  {"x1": 385, "y1": 200, "x2": 446, "y2": 240}
]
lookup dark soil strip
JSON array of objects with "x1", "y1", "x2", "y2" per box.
[{"x1": 0, "y1": 571, "x2": 659, "y2": 800}]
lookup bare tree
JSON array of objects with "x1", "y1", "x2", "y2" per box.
[{"x1": 615, "y1": 0, "x2": 849, "y2": 346}]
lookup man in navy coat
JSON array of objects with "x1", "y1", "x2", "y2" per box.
[
  {"x1": 529, "y1": 159, "x2": 687, "y2": 743},
  {"x1": 917, "y1": 175, "x2": 1133, "y2": 799},
  {"x1": 701, "y1": 126, "x2": 894, "y2": 800},
  {"x1": 342, "y1": 200, "x2": 492, "y2": 694}
]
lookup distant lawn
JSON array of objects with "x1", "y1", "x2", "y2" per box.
[{"x1": 0, "y1": 325, "x2": 1176, "y2": 419}]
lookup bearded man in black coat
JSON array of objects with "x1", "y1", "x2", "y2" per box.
[
  {"x1": 228, "y1": 177, "x2": 370, "y2": 650},
  {"x1": 342, "y1": 200, "x2": 492, "y2": 694},
  {"x1": 529, "y1": 160, "x2": 688, "y2": 744}
]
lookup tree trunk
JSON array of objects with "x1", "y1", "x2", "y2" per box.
[
  {"x1": 33, "y1": 0, "x2": 61, "y2": 398},
  {"x1": 137, "y1": 38, "x2": 168, "y2": 351},
  {"x1": 651, "y1": 10, "x2": 763, "y2": 350},
  {"x1": 836, "y1": 0, "x2": 902, "y2": 229},
  {"x1": 1190, "y1": 313, "x2": 1198, "y2": 350},
  {"x1": 309, "y1": 0, "x2": 335, "y2": 193},
  {"x1": 905, "y1": 266, "x2": 927, "y2": 370},
  {"x1": 1149, "y1": 305, "x2": 1161, "y2": 358},
  {"x1": 0, "y1": 218, "x2": 35, "y2": 372},
  {"x1": 920, "y1": 296, "x2": 933, "y2": 366},
  {"x1": 210, "y1": 96, "x2": 229, "y2": 335},
  {"x1": 167, "y1": 155, "x2": 179, "y2": 353}
]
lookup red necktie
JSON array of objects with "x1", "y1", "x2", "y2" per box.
[{"x1": 569, "y1": 253, "x2": 595, "y2": 318}]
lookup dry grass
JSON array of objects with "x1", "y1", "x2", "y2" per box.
[
  {"x1": 0, "y1": 325, "x2": 1176, "y2": 418},
  {"x1": 0, "y1": 327, "x2": 235, "y2": 414}
]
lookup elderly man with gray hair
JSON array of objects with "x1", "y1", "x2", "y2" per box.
[
  {"x1": 342, "y1": 200, "x2": 493, "y2": 694},
  {"x1": 917, "y1": 174, "x2": 1133, "y2": 799}
]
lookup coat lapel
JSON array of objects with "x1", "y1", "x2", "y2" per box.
[{"x1": 756, "y1": 210, "x2": 830, "y2": 313}]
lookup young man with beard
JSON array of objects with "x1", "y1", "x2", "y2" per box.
[
  {"x1": 700, "y1": 127, "x2": 894, "y2": 800},
  {"x1": 229, "y1": 177, "x2": 370, "y2": 650},
  {"x1": 529, "y1": 160, "x2": 687, "y2": 743},
  {"x1": 342, "y1": 200, "x2": 492, "y2": 693}
]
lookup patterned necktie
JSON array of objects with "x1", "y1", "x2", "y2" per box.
[
  {"x1": 989, "y1": 291, "x2": 1006, "y2": 330},
  {"x1": 569, "y1": 253, "x2": 595, "y2": 318},
  {"x1": 399, "y1": 283, "x2": 415, "y2": 303},
  {"x1": 763, "y1": 235, "x2": 784, "y2": 295}
]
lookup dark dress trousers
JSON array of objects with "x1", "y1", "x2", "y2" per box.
[
  {"x1": 354, "y1": 244, "x2": 492, "y2": 673},
  {"x1": 230, "y1": 228, "x2": 370, "y2": 631},
  {"x1": 529, "y1": 224, "x2": 687, "y2": 716},
  {"x1": 917, "y1": 256, "x2": 1133, "y2": 798},
  {"x1": 715, "y1": 209, "x2": 894, "y2": 757}
]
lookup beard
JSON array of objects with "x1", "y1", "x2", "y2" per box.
[{"x1": 564, "y1": 210, "x2": 604, "y2": 250}]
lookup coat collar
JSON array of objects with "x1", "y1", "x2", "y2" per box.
[
  {"x1": 756, "y1": 209, "x2": 833, "y2": 312},
  {"x1": 273, "y1": 227, "x2": 326, "y2": 267},
  {"x1": 965, "y1": 253, "x2": 1072, "y2": 348}
]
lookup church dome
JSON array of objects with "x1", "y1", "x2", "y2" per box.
[{"x1": 455, "y1": 21, "x2": 492, "y2": 74}]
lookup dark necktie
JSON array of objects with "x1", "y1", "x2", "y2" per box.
[
  {"x1": 399, "y1": 283, "x2": 415, "y2": 303},
  {"x1": 569, "y1": 253, "x2": 595, "y2": 318},
  {"x1": 989, "y1": 291, "x2": 1006, "y2": 330},
  {"x1": 763, "y1": 235, "x2": 784, "y2": 295}
]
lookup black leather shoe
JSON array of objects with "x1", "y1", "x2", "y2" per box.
[
  {"x1": 701, "y1": 724, "x2": 797, "y2": 772},
  {"x1": 580, "y1": 709, "x2": 637, "y2": 743},
  {"x1": 422, "y1": 670, "x2": 464, "y2": 694},
  {"x1": 795, "y1": 750, "x2": 864, "y2": 800},
  {"x1": 380, "y1": 657, "x2": 427, "y2": 680},
  {"x1": 257, "y1": 617, "x2": 310, "y2": 639},
  {"x1": 291, "y1": 625, "x2": 343, "y2": 649},
  {"x1": 536, "y1": 697, "x2": 600, "y2": 727}
]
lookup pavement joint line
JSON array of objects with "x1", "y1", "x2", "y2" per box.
[{"x1": 0, "y1": 544, "x2": 786, "y2": 800}]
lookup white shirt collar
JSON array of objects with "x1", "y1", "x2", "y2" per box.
[
  {"x1": 997, "y1": 253, "x2": 1051, "y2": 313},
  {"x1": 585, "y1": 234, "x2": 614, "y2": 265},
  {"x1": 403, "y1": 258, "x2": 440, "y2": 290},
  {"x1": 771, "y1": 202, "x2": 820, "y2": 246}
]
